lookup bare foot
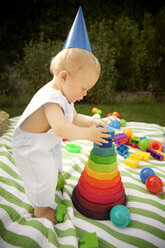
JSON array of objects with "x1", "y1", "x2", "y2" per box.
[{"x1": 34, "y1": 206, "x2": 58, "y2": 225}]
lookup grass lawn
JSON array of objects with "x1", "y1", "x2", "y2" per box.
[
  {"x1": 75, "y1": 103, "x2": 165, "y2": 127},
  {"x1": 2, "y1": 103, "x2": 165, "y2": 127}
]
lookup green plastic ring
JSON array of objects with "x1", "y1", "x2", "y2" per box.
[{"x1": 65, "y1": 143, "x2": 81, "y2": 153}]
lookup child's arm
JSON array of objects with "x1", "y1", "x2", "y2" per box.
[
  {"x1": 73, "y1": 109, "x2": 108, "y2": 128},
  {"x1": 44, "y1": 103, "x2": 110, "y2": 145}
]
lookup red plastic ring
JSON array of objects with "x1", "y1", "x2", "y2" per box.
[
  {"x1": 78, "y1": 180, "x2": 124, "y2": 204},
  {"x1": 150, "y1": 141, "x2": 163, "y2": 151},
  {"x1": 79, "y1": 173, "x2": 122, "y2": 196}
]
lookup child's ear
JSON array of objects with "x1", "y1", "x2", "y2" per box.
[{"x1": 59, "y1": 70, "x2": 69, "y2": 83}]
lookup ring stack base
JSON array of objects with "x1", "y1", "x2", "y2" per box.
[{"x1": 72, "y1": 128, "x2": 127, "y2": 220}]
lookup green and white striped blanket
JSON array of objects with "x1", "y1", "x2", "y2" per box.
[{"x1": 0, "y1": 116, "x2": 165, "y2": 248}]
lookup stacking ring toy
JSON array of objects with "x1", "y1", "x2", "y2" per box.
[
  {"x1": 75, "y1": 186, "x2": 126, "y2": 213},
  {"x1": 83, "y1": 170, "x2": 121, "y2": 188},
  {"x1": 78, "y1": 174, "x2": 123, "y2": 196},
  {"x1": 88, "y1": 158, "x2": 117, "y2": 173},
  {"x1": 65, "y1": 143, "x2": 81, "y2": 153},
  {"x1": 150, "y1": 141, "x2": 163, "y2": 152},
  {"x1": 78, "y1": 181, "x2": 125, "y2": 204},
  {"x1": 85, "y1": 162, "x2": 118, "y2": 180}
]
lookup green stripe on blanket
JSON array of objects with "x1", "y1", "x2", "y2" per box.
[{"x1": 0, "y1": 116, "x2": 165, "y2": 248}]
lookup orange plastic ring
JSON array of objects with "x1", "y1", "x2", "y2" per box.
[
  {"x1": 150, "y1": 141, "x2": 163, "y2": 152},
  {"x1": 85, "y1": 162, "x2": 118, "y2": 180},
  {"x1": 79, "y1": 173, "x2": 123, "y2": 196},
  {"x1": 78, "y1": 181, "x2": 125, "y2": 204},
  {"x1": 83, "y1": 170, "x2": 121, "y2": 188}
]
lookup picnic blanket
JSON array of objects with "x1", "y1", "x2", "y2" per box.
[{"x1": 0, "y1": 115, "x2": 165, "y2": 248}]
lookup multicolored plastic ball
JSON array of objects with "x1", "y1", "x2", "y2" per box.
[
  {"x1": 123, "y1": 128, "x2": 133, "y2": 138},
  {"x1": 112, "y1": 112, "x2": 120, "y2": 118},
  {"x1": 120, "y1": 119, "x2": 127, "y2": 127},
  {"x1": 146, "y1": 176, "x2": 163, "y2": 194},
  {"x1": 96, "y1": 109, "x2": 102, "y2": 115},
  {"x1": 92, "y1": 107, "x2": 98, "y2": 114},
  {"x1": 110, "y1": 205, "x2": 131, "y2": 228},
  {"x1": 109, "y1": 120, "x2": 121, "y2": 129},
  {"x1": 56, "y1": 173, "x2": 65, "y2": 190},
  {"x1": 138, "y1": 139, "x2": 150, "y2": 151},
  {"x1": 140, "y1": 168, "x2": 155, "y2": 183},
  {"x1": 107, "y1": 113, "x2": 113, "y2": 117}
]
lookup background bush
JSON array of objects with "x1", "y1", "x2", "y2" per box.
[
  {"x1": 1, "y1": 34, "x2": 63, "y2": 97},
  {"x1": 0, "y1": 6, "x2": 165, "y2": 103}
]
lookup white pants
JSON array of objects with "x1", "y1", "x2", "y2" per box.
[{"x1": 12, "y1": 126, "x2": 62, "y2": 209}]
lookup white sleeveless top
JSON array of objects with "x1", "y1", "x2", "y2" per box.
[{"x1": 12, "y1": 86, "x2": 74, "y2": 208}]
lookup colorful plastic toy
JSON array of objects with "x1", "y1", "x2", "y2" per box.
[
  {"x1": 116, "y1": 144, "x2": 129, "y2": 156},
  {"x1": 79, "y1": 232, "x2": 99, "y2": 248},
  {"x1": 96, "y1": 109, "x2": 102, "y2": 115},
  {"x1": 120, "y1": 119, "x2": 127, "y2": 127},
  {"x1": 79, "y1": 179, "x2": 124, "y2": 204},
  {"x1": 114, "y1": 133, "x2": 128, "y2": 144},
  {"x1": 109, "y1": 120, "x2": 121, "y2": 129},
  {"x1": 150, "y1": 141, "x2": 163, "y2": 152},
  {"x1": 130, "y1": 138, "x2": 140, "y2": 146},
  {"x1": 145, "y1": 176, "x2": 163, "y2": 194},
  {"x1": 107, "y1": 113, "x2": 113, "y2": 117},
  {"x1": 124, "y1": 154, "x2": 130, "y2": 159},
  {"x1": 123, "y1": 128, "x2": 132, "y2": 138},
  {"x1": 131, "y1": 134, "x2": 137, "y2": 139},
  {"x1": 92, "y1": 107, "x2": 98, "y2": 114},
  {"x1": 75, "y1": 184, "x2": 126, "y2": 215},
  {"x1": 93, "y1": 143, "x2": 115, "y2": 157},
  {"x1": 85, "y1": 162, "x2": 118, "y2": 180},
  {"x1": 55, "y1": 204, "x2": 67, "y2": 222},
  {"x1": 154, "y1": 150, "x2": 165, "y2": 160},
  {"x1": 118, "y1": 138, "x2": 129, "y2": 147},
  {"x1": 147, "y1": 148, "x2": 164, "y2": 161},
  {"x1": 99, "y1": 139, "x2": 112, "y2": 148},
  {"x1": 79, "y1": 174, "x2": 122, "y2": 196},
  {"x1": 133, "y1": 150, "x2": 150, "y2": 162},
  {"x1": 110, "y1": 205, "x2": 131, "y2": 228},
  {"x1": 140, "y1": 136, "x2": 147, "y2": 140},
  {"x1": 56, "y1": 173, "x2": 65, "y2": 190},
  {"x1": 83, "y1": 170, "x2": 121, "y2": 188},
  {"x1": 65, "y1": 143, "x2": 81, "y2": 153},
  {"x1": 90, "y1": 148, "x2": 116, "y2": 164},
  {"x1": 88, "y1": 157, "x2": 117, "y2": 173},
  {"x1": 124, "y1": 156, "x2": 139, "y2": 169},
  {"x1": 112, "y1": 112, "x2": 120, "y2": 118},
  {"x1": 107, "y1": 126, "x2": 115, "y2": 139},
  {"x1": 140, "y1": 168, "x2": 155, "y2": 183},
  {"x1": 138, "y1": 139, "x2": 150, "y2": 151}
]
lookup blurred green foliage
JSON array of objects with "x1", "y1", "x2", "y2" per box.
[
  {"x1": 0, "y1": 1, "x2": 165, "y2": 103},
  {"x1": 1, "y1": 35, "x2": 63, "y2": 96}
]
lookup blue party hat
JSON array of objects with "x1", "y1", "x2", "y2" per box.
[{"x1": 63, "y1": 6, "x2": 92, "y2": 53}]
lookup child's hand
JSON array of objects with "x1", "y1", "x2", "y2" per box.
[
  {"x1": 92, "y1": 119, "x2": 109, "y2": 129},
  {"x1": 88, "y1": 123, "x2": 111, "y2": 146}
]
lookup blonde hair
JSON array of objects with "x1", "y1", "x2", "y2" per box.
[{"x1": 50, "y1": 48, "x2": 100, "y2": 77}]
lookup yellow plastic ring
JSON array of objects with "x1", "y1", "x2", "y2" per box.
[{"x1": 85, "y1": 162, "x2": 118, "y2": 180}]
